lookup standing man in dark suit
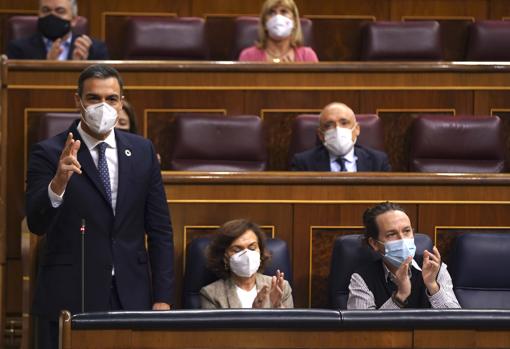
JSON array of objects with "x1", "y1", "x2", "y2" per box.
[
  {"x1": 26, "y1": 64, "x2": 173, "y2": 349},
  {"x1": 7, "y1": 0, "x2": 108, "y2": 60},
  {"x1": 291, "y1": 102, "x2": 391, "y2": 171}
]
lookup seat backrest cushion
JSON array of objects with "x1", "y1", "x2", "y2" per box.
[
  {"x1": 170, "y1": 114, "x2": 267, "y2": 171},
  {"x1": 38, "y1": 113, "x2": 79, "y2": 142},
  {"x1": 449, "y1": 233, "x2": 510, "y2": 308},
  {"x1": 466, "y1": 21, "x2": 510, "y2": 61},
  {"x1": 123, "y1": 17, "x2": 206, "y2": 59},
  {"x1": 361, "y1": 21, "x2": 442, "y2": 60},
  {"x1": 410, "y1": 115, "x2": 505, "y2": 173}
]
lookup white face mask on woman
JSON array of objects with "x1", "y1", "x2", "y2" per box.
[
  {"x1": 80, "y1": 100, "x2": 118, "y2": 135},
  {"x1": 229, "y1": 249, "x2": 261, "y2": 278},
  {"x1": 266, "y1": 14, "x2": 294, "y2": 40},
  {"x1": 323, "y1": 126, "x2": 356, "y2": 157}
]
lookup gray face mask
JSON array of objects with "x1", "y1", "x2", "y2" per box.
[{"x1": 229, "y1": 249, "x2": 260, "y2": 278}]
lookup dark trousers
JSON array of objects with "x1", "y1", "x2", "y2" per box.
[{"x1": 36, "y1": 278, "x2": 123, "y2": 349}]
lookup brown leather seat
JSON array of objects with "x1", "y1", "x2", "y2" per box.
[
  {"x1": 361, "y1": 21, "x2": 442, "y2": 60},
  {"x1": 232, "y1": 16, "x2": 313, "y2": 60},
  {"x1": 169, "y1": 114, "x2": 267, "y2": 171},
  {"x1": 6, "y1": 15, "x2": 88, "y2": 43},
  {"x1": 409, "y1": 115, "x2": 505, "y2": 173},
  {"x1": 287, "y1": 114, "x2": 384, "y2": 165},
  {"x1": 123, "y1": 17, "x2": 207, "y2": 60},
  {"x1": 466, "y1": 21, "x2": 510, "y2": 61}
]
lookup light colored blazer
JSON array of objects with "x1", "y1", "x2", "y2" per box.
[{"x1": 200, "y1": 273, "x2": 293, "y2": 309}]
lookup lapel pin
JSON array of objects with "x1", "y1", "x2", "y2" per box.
[{"x1": 125, "y1": 149, "x2": 132, "y2": 157}]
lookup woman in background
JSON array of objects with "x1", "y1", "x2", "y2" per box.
[
  {"x1": 239, "y1": 0, "x2": 318, "y2": 62},
  {"x1": 116, "y1": 99, "x2": 138, "y2": 134},
  {"x1": 200, "y1": 219, "x2": 293, "y2": 308}
]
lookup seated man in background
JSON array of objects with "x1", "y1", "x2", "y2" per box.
[
  {"x1": 7, "y1": 0, "x2": 108, "y2": 60},
  {"x1": 291, "y1": 102, "x2": 390, "y2": 171},
  {"x1": 347, "y1": 202, "x2": 460, "y2": 309}
]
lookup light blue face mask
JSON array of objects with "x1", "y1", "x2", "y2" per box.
[{"x1": 381, "y1": 238, "x2": 416, "y2": 268}]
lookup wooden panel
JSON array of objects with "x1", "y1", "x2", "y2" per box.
[
  {"x1": 298, "y1": 0, "x2": 390, "y2": 18},
  {"x1": 414, "y1": 329, "x2": 476, "y2": 348},
  {"x1": 5, "y1": 259, "x2": 20, "y2": 314},
  {"x1": 390, "y1": 0, "x2": 489, "y2": 20},
  {"x1": 85, "y1": 1, "x2": 184, "y2": 39},
  {"x1": 191, "y1": 1, "x2": 263, "y2": 17},
  {"x1": 71, "y1": 328, "x2": 413, "y2": 349},
  {"x1": 489, "y1": 0, "x2": 510, "y2": 19}
]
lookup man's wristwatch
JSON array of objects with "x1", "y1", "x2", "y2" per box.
[{"x1": 392, "y1": 292, "x2": 409, "y2": 308}]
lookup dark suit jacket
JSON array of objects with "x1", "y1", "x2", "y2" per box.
[
  {"x1": 26, "y1": 121, "x2": 173, "y2": 319},
  {"x1": 7, "y1": 33, "x2": 109, "y2": 60},
  {"x1": 291, "y1": 144, "x2": 391, "y2": 171}
]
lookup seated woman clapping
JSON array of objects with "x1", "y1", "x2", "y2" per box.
[{"x1": 200, "y1": 219, "x2": 293, "y2": 308}]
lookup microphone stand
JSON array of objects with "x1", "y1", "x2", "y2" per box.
[{"x1": 80, "y1": 219, "x2": 86, "y2": 313}]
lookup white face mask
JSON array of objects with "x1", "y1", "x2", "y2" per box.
[
  {"x1": 266, "y1": 14, "x2": 294, "y2": 40},
  {"x1": 229, "y1": 249, "x2": 261, "y2": 278},
  {"x1": 323, "y1": 126, "x2": 356, "y2": 157},
  {"x1": 80, "y1": 100, "x2": 118, "y2": 135}
]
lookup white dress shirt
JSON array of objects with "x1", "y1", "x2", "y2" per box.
[
  {"x1": 329, "y1": 146, "x2": 357, "y2": 172},
  {"x1": 48, "y1": 122, "x2": 119, "y2": 212},
  {"x1": 235, "y1": 285, "x2": 258, "y2": 308}
]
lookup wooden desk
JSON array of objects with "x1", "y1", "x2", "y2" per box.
[{"x1": 59, "y1": 309, "x2": 510, "y2": 349}]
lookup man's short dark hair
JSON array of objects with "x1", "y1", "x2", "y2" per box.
[
  {"x1": 77, "y1": 64, "x2": 124, "y2": 97},
  {"x1": 362, "y1": 202, "x2": 406, "y2": 242}
]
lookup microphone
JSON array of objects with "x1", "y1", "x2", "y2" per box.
[{"x1": 80, "y1": 219, "x2": 86, "y2": 313}]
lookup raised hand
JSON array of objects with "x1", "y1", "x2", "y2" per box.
[
  {"x1": 269, "y1": 269, "x2": 285, "y2": 308},
  {"x1": 46, "y1": 39, "x2": 63, "y2": 60},
  {"x1": 393, "y1": 256, "x2": 412, "y2": 303},
  {"x1": 50, "y1": 132, "x2": 81, "y2": 195},
  {"x1": 72, "y1": 35, "x2": 92, "y2": 60},
  {"x1": 422, "y1": 246, "x2": 441, "y2": 295}
]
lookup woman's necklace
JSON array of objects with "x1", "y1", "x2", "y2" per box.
[{"x1": 266, "y1": 48, "x2": 293, "y2": 63}]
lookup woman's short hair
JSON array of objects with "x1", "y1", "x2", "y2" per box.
[
  {"x1": 121, "y1": 99, "x2": 138, "y2": 134},
  {"x1": 257, "y1": 0, "x2": 303, "y2": 49},
  {"x1": 207, "y1": 219, "x2": 269, "y2": 279}
]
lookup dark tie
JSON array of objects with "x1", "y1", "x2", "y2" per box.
[
  {"x1": 97, "y1": 142, "x2": 112, "y2": 204},
  {"x1": 336, "y1": 157, "x2": 346, "y2": 172}
]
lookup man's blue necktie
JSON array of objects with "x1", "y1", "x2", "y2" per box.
[
  {"x1": 97, "y1": 142, "x2": 112, "y2": 204},
  {"x1": 336, "y1": 157, "x2": 346, "y2": 172}
]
